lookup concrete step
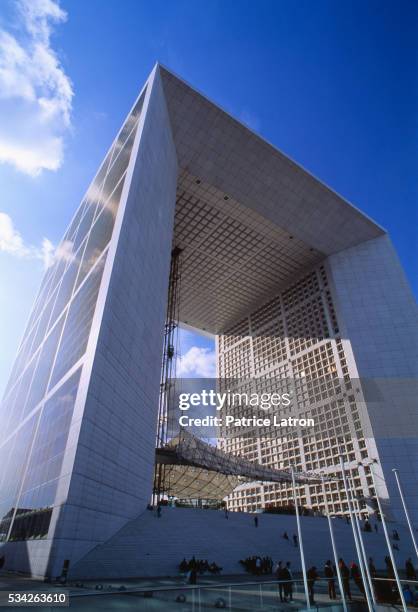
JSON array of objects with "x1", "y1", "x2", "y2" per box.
[{"x1": 70, "y1": 507, "x2": 416, "y2": 580}]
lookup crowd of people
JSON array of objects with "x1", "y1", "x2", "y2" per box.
[
  {"x1": 375, "y1": 555, "x2": 418, "y2": 605},
  {"x1": 177, "y1": 508, "x2": 416, "y2": 605},
  {"x1": 275, "y1": 555, "x2": 418, "y2": 606},
  {"x1": 239, "y1": 555, "x2": 273, "y2": 575},
  {"x1": 178, "y1": 557, "x2": 222, "y2": 583}
]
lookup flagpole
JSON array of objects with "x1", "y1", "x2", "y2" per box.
[
  {"x1": 347, "y1": 474, "x2": 376, "y2": 607},
  {"x1": 291, "y1": 465, "x2": 310, "y2": 610},
  {"x1": 368, "y1": 462, "x2": 407, "y2": 612},
  {"x1": 339, "y1": 454, "x2": 373, "y2": 612},
  {"x1": 392, "y1": 468, "x2": 418, "y2": 561},
  {"x1": 321, "y1": 475, "x2": 347, "y2": 612}
]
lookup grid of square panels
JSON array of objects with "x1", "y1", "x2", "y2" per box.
[
  {"x1": 287, "y1": 296, "x2": 330, "y2": 356},
  {"x1": 220, "y1": 319, "x2": 249, "y2": 351},
  {"x1": 250, "y1": 297, "x2": 282, "y2": 334},
  {"x1": 174, "y1": 171, "x2": 323, "y2": 332},
  {"x1": 218, "y1": 264, "x2": 371, "y2": 517}
]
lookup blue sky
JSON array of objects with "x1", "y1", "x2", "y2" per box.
[{"x1": 0, "y1": 0, "x2": 416, "y2": 395}]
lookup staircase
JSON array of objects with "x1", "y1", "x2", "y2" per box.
[{"x1": 70, "y1": 507, "x2": 416, "y2": 579}]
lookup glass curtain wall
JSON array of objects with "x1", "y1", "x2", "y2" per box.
[{"x1": 0, "y1": 90, "x2": 146, "y2": 542}]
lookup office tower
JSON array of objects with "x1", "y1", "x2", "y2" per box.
[{"x1": 0, "y1": 64, "x2": 416, "y2": 577}]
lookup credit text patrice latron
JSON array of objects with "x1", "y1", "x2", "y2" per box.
[{"x1": 178, "y1": 390, "x2": 315, "y2": 428}]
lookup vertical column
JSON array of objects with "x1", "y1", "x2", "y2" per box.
[
  {"x1": 328, "y1": 234, "x2": 418, "y2": 523},
  {"x1": 50, "y1": 67, "x2": 179, "y2": 576}
]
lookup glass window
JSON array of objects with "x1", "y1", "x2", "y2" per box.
[
  {"x1": 0, "y1": 414, "x2": 38, "y2": 542},
  {"x1": 63, "y1": 200, "x2": 86, "y2": 244},
  {"x1": 0, "y1": 386, "x2": 18, "y2": 446},
  {"x1": 25, "y1": 263, "x2": 56, "y2": 334},
  {"x1": 4, "y1": 369, "x2": 80, "y2": 542},
  {"x1": 8, "y1": 508, "x2": 52, "y2": 542},
  {"x1": 24, "y1": 369, "x2": 80, "y2": 494},
  {"x1": 93, "y1": 94, "x2": 143, "y2": 220},
  {"x1": 94, "y1": 168, "x2": 125, "y2": 223},
  {"x1": 71, "y1": 199, "x2": 96, "y2": 254},
  {"x1": 2, "y1": 326, "x2": 35, "y2": 399},
  {"x1": 89, "y1": 147, "x2": 113, "y2": 196},
  {"x1": 20, "y1": 318, "x2": 40, "y2": 369},
  {"x1": 0, "y1": 88, "x2": 146, "y2": 455},
  {"x1": 75, "y1": 206, "x2": 115, "y2": 291},
  {"x1": 6, "y1": 265, "x2": 56, "y2": 391},
  {"x1": 103, "y1": 176, "x2": 125, "y2": 223},
  {"x1": 6, "y1": 358, "x2": 37, "y2": 438},
  {"x1": 48, "y1": 250, "x2": 71, "y2": 299},
  {"x1": 49, "y1": 255, "x2": 106, "y2": 390},
  {"x1": 48, "y1": 241, "x2": 85, "y2": 332},
  {"x1": 29, "y1": 285, "x2": 59, "y2": 360},
  {"x1": 112, "y1": 92, "x2": 144, "y2": 153},
  {"x1": 71, "y1": 146, "x2": 115, "y2": 249},
  {"x1": 24, "y1": 315, "x2": 65, "y2": 419},
  {"x1": 101, "y1": 129, "x2": 136, "y2": 205}
]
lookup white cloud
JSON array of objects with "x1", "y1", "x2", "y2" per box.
[
  {"x1": 0, "y1": 211, "x2": 54, "y2": 268},
  {"x1": 0, "y1": 0, "x2": 73, "y2": 175},
  {"x1": 0, "y1": 211, "x2": 27, "y2": 255},
  {"x1": 177, "y1": 346, "x2": 216, "y2": 378},
  {"x1": 54, "y1": 238, "x2": 74, "y2": 262},
  {"x1": 40, "y1": 236, "x2": 55, "y2": 268}
]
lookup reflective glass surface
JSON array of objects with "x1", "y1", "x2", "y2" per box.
[
  {"x1": 50, "y1": 252, "x2": 107, "y2": 391},
  {"x1": 63, "y1": 201, "x2": 86, "y2": 244},
  {"x1": 75, "y1": 199, "x2": 118, "y2": 291},
  {"x1": 24, "y1": 315, "x2": 65, "y2": 421},
  {"x1": 30, "y1": 286, "x2": 59, "y2": 359},
  {"x1": 0, "y1": 415, "x2": 38, "y2": 541},
  {"x1": 0, "y1": 87, "x2": 145, "y2": 542},
  {"x1": 72, "y1": 200, "x2": 96, "y2": 254},
  {"x1": 8, "y1": 369, "x2": 81, "y2": 542},
  {"x1": 7, "y1": 358, "x2": 37, "y2": 437},
  {"x1": 48, "y1": 240, "x2": 86, "y2": 331}
]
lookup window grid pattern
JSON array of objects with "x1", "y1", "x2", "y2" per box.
[
  {"x1": 173, "y1": 170, "x2": 323, "y2": 332},
  {"x1": 219, "y1": 339, "x2": 252, "y2": 380},
  {"x1": 218, "y1": 264, "x2": 371, "y2": 517}
]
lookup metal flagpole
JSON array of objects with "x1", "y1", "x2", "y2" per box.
[
  {"x1": 392, "y1": 468, "x2": 418, "y2": 561},
  {"x1": 369, "y1": 462, "x2": 407, "y2": 612},
  {"x1": 339, "y1": 454, "x2": 374, "y2": 612},
  {"x1": 291, "y1": 466, "x2": 311, "y2": 610},
  {"x1": 321, "y1": 476, "x2": 347, "y2": 612},
  {"x1": 347, "y1": 474, "x2": 376, "y2": 607}
]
